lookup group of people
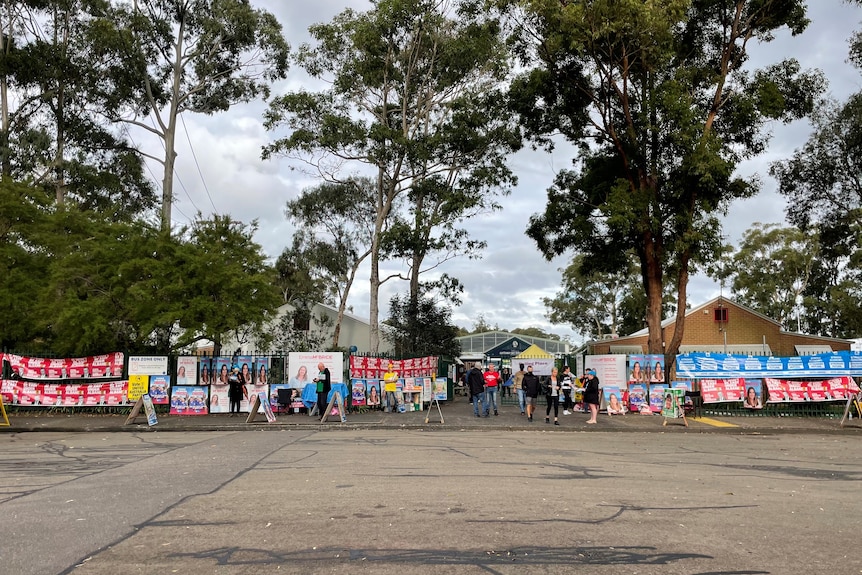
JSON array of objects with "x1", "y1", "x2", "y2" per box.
[{"x1": 464, "y1": 362, "x2": 601, "y2": 424}]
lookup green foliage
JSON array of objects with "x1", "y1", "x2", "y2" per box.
[
  {"x1": 0, "y1": 0, "x2": 156, "y2": 214},
  {"x1": 107, "y1": 0, "x2": 290, "y2": 231},
  {"x1": 542, "y1": 253, "x2": 671, "y2": 341},
  {"x1": 385, "y1": 292, "x2": 461, "y2": 358},
  {"x1": 170, "y1": 215, "x2": 282, "y2": 354},
  {"x1": 0, "y1": 192, "x2": 280, "y2": 355},
  {"x1": 0, "y1": 180, "x2": 54, "y2": 350},
  {"x1": 510, "y1": 0, "x2": 823, "y2": 354},
  {"x1": 264, "y1": 0, "x2": 521, "y2": 351},
  {"x1": 510, "y1": 327, "x2": 559, "y2": 341},
  {"x1": 719, "y1": 223, "x2": 817, "y2": 329},
  {"x1": 771, "y1": 88, "x2": 862, "y2": 338}
]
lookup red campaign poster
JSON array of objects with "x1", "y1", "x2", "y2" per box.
[
  {"x1": 89, "y1": 364, "x2": 112, "y2": 378},
  {"x1": 765, "y1": 378, "x2": 789, "y2": 402},
  {"x1": 103, "y1": 382, "x2": 129, "y2": 406},
  {"x1": 722, "y1": 378, "x2": 745, "y2": 401},
  {"x1": 17, "y1": 383, "x2": 40, "y2": 405},
  {"x1": 368, "y1": 357, "x2": 381, "y2": 379},
  {"x1": 826, "y1": 376, "x2": 852, "y2": 400},
  {"x1": 67, "y1": 358, "x2": 89, "y2": 378},
  {"x1": 40, "y1": 384, "x2": 61, "y2": 406},
  {"x1": 45, "y1": 358, "x2": 67, "y2": 379},
  {"x1": 77, "y1": 385, "x2": 102, "y2": 406},
  {"x1": 806, "y1": 379, "x2": 828, "y2": 401},
  {"x1": 61, "y1": 385, "x2": 82, "y2": 406},
  {"x1": 0, "y1": 380, "x2": 15, "y2": 404},
  {"x1": 699, "y1": 379, "x2": 722, "y2": 403},
  {"x1": 786, "y1": 380, "x2": 807, "y2": 402}
]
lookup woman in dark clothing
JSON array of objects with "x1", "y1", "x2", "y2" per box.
[
  {"x1": 227, "y1": 365, "x2": 246, "y2": 416},
  {"x1": 583, "y1": 369, "x2": 600, "y2": 424}
]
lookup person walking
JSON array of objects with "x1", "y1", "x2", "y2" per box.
[
  {"x1": 545, "y1": 366, "x2": 561, "y2": 425},
  {"x1": 483, "y1": 363, "x2": 501, "y2": 417},
  {"x1": 521, "y1": 365, "x2": 541, "y2": 422},
  {"x1": 313, "y1": 362, "x2": 331, "y2": 418},
  {"x1": 560, "y1": 365, "x2": 575, "y2": 415},
  {"x1": 514, "y1": 363, "x2": 526, "y2": 415},
  {"x1": 583, "y1": 369, "x2": 600, "y2": 424},
  {"x1": 467, "y1": 362, "x2": 486, "y2": 417}
]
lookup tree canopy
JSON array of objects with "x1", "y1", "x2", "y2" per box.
[
  {"x1": 508, "y1": 0, "x2": 823, "y2": 362},
  {"x1": 264, "y1": 0, "x2": 521, "y2": 352}
]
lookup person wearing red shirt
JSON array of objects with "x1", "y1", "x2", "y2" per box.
[{"x1": 483, "y1": 363, "x2": 501, "y2": 417}]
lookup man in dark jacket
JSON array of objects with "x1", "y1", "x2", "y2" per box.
[
  {"x1": 521, "y1": 365, "x2": 541, "y2": 422},
  {"x1": 313, "y1": 362, "x2": 331, "y2": 419},
  {"x1": 466, "y1": 363, "x2": 486, "y2": 417}
]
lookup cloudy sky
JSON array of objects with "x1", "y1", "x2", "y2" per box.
[{"x1": 151, "y1": 1, "x2": 862, "y2": 345}]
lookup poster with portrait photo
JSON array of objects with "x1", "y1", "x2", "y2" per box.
[
  {"x1": 742, "y1": 380, "x2": 763, "y2": 409},
  {"x1": 255, "y1": 357, "x2": 269, "y2": 385},
  {"x1": 627, "y1": 383, "x2": 647, "y2": 413},
  {"x1": 365, "y1": 381, "x2": 381, "y2": 407},
  {"x1": 649, "y1": 384, "x2": 668, "y2": 413},
  {"x1": 628, "y1": 354, "x2": 661, "y2": 383},
  {"x1": 176, "y1": 356, "x2": 197, "y2": 386},
  {"x1": 236, "y1": 355, "x2": 254, "y2": 385},
  {"x1": 351, "y1": 379, "x2": 367, "y2": 406},
  {"x1": 603, "y1": 386, "x2": 626, "y2": 414},
  {"x1": 213, "y1": 357, "x2": 232, "y2": 385},
  {"x1": 169, "y1": 386, "x2": 190, "y2": 415},
  {"x1": 433, "y1": 377, "x2": 447, "y2": 401},
  {"x1": 661, "y1": 388, "x2": 685, "y2": 418},
  {"x1": 148, "y1": 375, "x2": 170, "y2": 405},
  {"x1": 198, "y1": 357, "x2": 213, "y2": 385},
  {"x1": 208, "y1": 388, "x2": 230, "y2": 414},
  {"x1": 244, "y1": 384, "x2": 267, "y2": 413}
]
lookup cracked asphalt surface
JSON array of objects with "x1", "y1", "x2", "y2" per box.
[{"x1": 1, "y1": 426, "x2": 860, "y2": 574}]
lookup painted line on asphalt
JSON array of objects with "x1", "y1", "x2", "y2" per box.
[{"x1": 694, "y1": 417, "x2": 739, "y2": 428}]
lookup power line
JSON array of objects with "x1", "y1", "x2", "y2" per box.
[{"x1": 181, "y1": 114, "x2": 218, "y2": 215}]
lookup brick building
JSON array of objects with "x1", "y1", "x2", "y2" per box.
[{"x1": 586, "y1": 296, "x2": 851, "y2": 357}]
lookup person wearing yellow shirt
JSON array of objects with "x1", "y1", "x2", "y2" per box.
[{"x1": 383, "y1": 362, "x2": 400, "y2": 413}]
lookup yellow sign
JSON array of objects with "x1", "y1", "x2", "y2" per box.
[
  {"x1": 127, "y1": 374, "x2": 149, "y2": 402},
  {"x1": 0, "y1": 395, "x2": 9, "y2": 427}
]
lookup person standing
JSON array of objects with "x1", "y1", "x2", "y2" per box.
[
  {"x1": 467, "y1": 362, "x2": 486, "y2": 417},
  {"x1": 383, "y1": 361, "x2": 399, "y2": 413},
  {"x1": 227, "y1": 365, "x2": 246, "y2": 416},
  {"x1": 514, "y1": 363, "x2": 526, "y2": 415},
  {"x1": 521, "y1": 365, "x2": 541, "y2": 422},
  {"x1": 483, "y1": 363, "x2": 501, "y2": 417},
  {"x1": 583, "y1": 369, "x2": 600, "y2": 424},
  {"x1": 313, "y1": 362, "x2": 331, "y2": 417},
  {"x1": 545, "y1": 367, "x2": 561, "y2": 425},
  {"x1": 500, "y1": 367, "x2": 512, "y2": 398},
  {"x1": 560, "y1": 365, "x2": 575, "y2": 415}
]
